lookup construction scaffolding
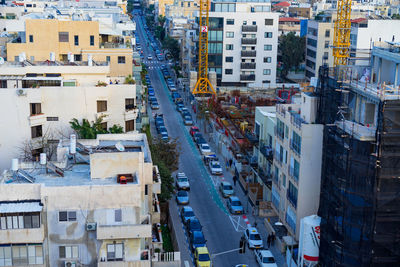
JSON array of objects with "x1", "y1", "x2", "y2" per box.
[{"x1": 316, "y1": 66, "x2": 400, "y2": 266}]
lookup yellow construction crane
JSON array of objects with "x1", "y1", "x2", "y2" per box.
[
  {"x1": 192, "y1": 0, "x2": 216, "y2": 95},
  {"x1": 333, "y1": 0, "x2": 352, "y2": 66}
]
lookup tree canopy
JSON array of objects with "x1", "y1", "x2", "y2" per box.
[
  {"x1": 279, "y1": 32, "x2": 306, "y2": 78},
  {"x1": 70, "y1": 116, "x2": 123, "y2": 139}
]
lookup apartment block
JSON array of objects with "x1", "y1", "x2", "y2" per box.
[
  {"x1": 317, "y1": 43, "x2": 400, "y2": 266},
  {"x1": 165, "y1": 0, "x2": 199, "y2": 19},
  {"x1": 207, "y1": 0, "x2": 279, "y2": 88},
  {"x1": 271, "y1": 93, "x2": 323, "y2": 239},
  {"x1": 0, "y1": 61, "x2": 138, "y2": 171},
  {"x1": 0, "y1": 133, "x2": 161, "y2": 267}
]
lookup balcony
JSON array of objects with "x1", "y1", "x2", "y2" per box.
[
  {"x1": 152, "y1": 166, "x2": 161, "y2": 194},
  {"x1": 242, "y1": 25, "x2": 258, "y2": 32},
  {"x1": 241, "y1": 38, "x2": 257, "y2": 45},
  {"x1": 288, "y1": 166, "x2": 299, "y2": 183},
  {"x1": 29, "y1": 113, "x2": 46, "y2": 126},
  {"x1": 124, "y1": 108, "x2": 138, "y2": 121},
  {"x1": 100, "y1": 42, "x2": 130, "y2": 49},
  {"x1": 287, "y1": 190, "x2": 297, "y2": 209},
  {"x1": 97, "y1": 224, "x2": 152, "y2": 240},
  {"x1": 290, "y1": 112, "x2": 307, "y2": 129},
  {"x1": 240, "y1": 74, "x2": 255, "y2": 81},
  {"x1": 241, "y1": 50, "x2": 256, "y2": 57},
  {"x1": 240, "y1": 63, "x2": 256, "y2": 70},
  {"x1": 258, "y1": 142, "x2": 273, "y2": 162},
  {"x1": 0, "y1": 226, "x2": 44, "y2": 244},
  {"x1": 290, "y1": 139, "x2": 301, "y2": 156},
  {"x1": 98, "y1": 257, "x2": 150, "y2": 267}
]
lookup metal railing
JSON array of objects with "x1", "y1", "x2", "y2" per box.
[
  {"x1": 240, "y1": 74, "x2": 256, "y2": 81},
  {"x1": 242, "y1": 25, "x2": 258, "y2": 32},
  {"x1": 240, "y1": 63, "x2": 256, "y2": 69},
  {"x1": 241, "y1": 38, "x2": 257, "y2": 45},
  {"x1": 241, "y1": 50, "x2": 256, "y2": 57}
]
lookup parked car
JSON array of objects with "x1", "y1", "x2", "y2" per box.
[
  {"x1": 183, "y1": 115, "x2": 193, "y2": 126},
  {"x1": 161, "y1": 132, "x2": 169, "y2": 141},
  {"x1": 194, "y1": 247, "x2": 211, "y2": 267},
  {"x1": 227, "y1": 196, "x2": 244, "y2": 215},
  {"x1": 196, "y1": 137, "x2": 207, "y2": 147},
  {"x1": 151, "y1": 101, "x2": 160, "y2": 110},
  {"x1": 148, "y1": 90, "x2": 155, "y2": 96},
  {"x1": 149, "y1": 96, "x2": 157, "y2": 103},
  {"x1": 209, "y1": 160, "x2": 223, "y2": 176},
  {"x1": 147, "y1": 55, "x2": 153, "y2": 60},
  {"x1": 219, "y1": 181, "x2": 234, "y2": 197},
  {"x1": 176, "y1": 172, "x2": 190, "y2": 190},
  {"x1": 244, "y1": 227, "x2": 263, "y2": 249},
  {"x1": 199, "y1": 143, "x2": 212, "y2": 155},
  {"x1": 157, "y1": 125, "x2": 167, "y2": 135},
  {"x1": 187, "y1": 218, "x2": 202, "y2": 236},
  {"x1": 255, "y1": 249, "x2": 277, "y2": 267},
  {"x1": 180, "y1": 206, "x2": 195, "y2": 225},
  {"x1": 176, "y1": 103, "x2": 185, "y2": 112},
  {"x1": 190, "y1": 126, "x2": 200, "y2": 136},
  {"x1": 190, "y1": 231, "x2": 207, "y2": 252},
  {"x1": 176, "y1": 190, "x2": 189, "y2": 205},
  {"x1": 179, "y1": 107, "x2": 188, "y2": 114}
]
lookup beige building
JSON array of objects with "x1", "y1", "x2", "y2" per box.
[
  {"x1": 0, "y1": 133, "x2": 162, "y2": 267},
  {"x1": 165, "y1": 0, "x2": 199, "y2": 19},
  {"x1": 7, "y1": 19, "x2": 133, "y2": 77},
  {"x1": 157, "y1": 0, "x2": 175, "y2": 16}
]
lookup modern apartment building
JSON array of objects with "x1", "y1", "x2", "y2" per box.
[
  {"x1": 0, "y1": 61, "x2": 138, "y2": 171},
  {"x1": 207, "y1": 0, "x2": 279, "y2": 88},
  {"x1": 316, "y1": 42, "x2": 400, "y2": 266},
  {"x1": 0, "y1": 133, "x2": 161, "y2": 267},
  {"x1": 271, "y1": 93, "x2": 323, "y2": 239},
  {"x1": 6, "y1": 19, "x2": 133, "y2": 77}
]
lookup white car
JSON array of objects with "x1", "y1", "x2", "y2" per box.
[
  {"x1": 176, "y1": 172, "x2": 190, "y2": 190},
  {"x1": 255, "y1": 249, "x2": 277, "y2": 267},
  {"x1": 147, "y1": 55, "x2": 153, "y2": 60},
  {"x1": 209, "y1": 160, "x2": 223, "y2": 176},
  {"x1": 244, "y1": 227, "x2": 263, "y2": 249},
  {"x1": 199, "y1": 143, "x2": 212, "y2": 155}
]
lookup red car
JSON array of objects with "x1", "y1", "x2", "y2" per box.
[{"x1": 190, "y1": 126, "x2": 200, "y2": 136}]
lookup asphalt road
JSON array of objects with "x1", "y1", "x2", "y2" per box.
[{"x1": 133, "y1": 11, "x2": 281, "y2": 267}]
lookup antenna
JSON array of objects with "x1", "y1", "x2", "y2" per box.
[{"x1": 115, "y1": 142, "x2": 125, "y2": 152}]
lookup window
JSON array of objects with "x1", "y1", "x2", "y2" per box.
[
  {"x1": 225, "y1": 69, "x2": 233, "y2": 75},
  {"x1": 226, "y1": 19, "x2": 234, "y2": 25},
  {"x1": 325, "y1": 29, "x2": 330, "y2": 37},
  {"x1": 28, "y1": 245, "x2": 43, "y2": 264},
  {"x1": 323, "y1": 52, "x2": 329, "y2": 60},
  {"x1": 97, "y1": 100, "x2": 107, "y2": 112},
  {"x1": 243, "y1": 21, "x2": 247, "y2": 25},
  {"x1": 59, "y1": 246, "x2": 79, "y2": 259},
  {"x1": 265, "y1": 19, "x2": 273, "y2": 25},
  {"x1": 0, "y1": 245, "x2": 43, "y2": 266},
  {"x1": 226, "y1": 44, "x2": 233, "y2": 50},
  {"x1": 115, "y1": 209, "x2": 122, "y2": 222},
  {"x1": 59, "y1": 211, "x2": 76, "y2": 222},
  {"x1": 74, "y1": 35, "x2": 79, "y2": 46},
  {"x1": 264, "y1": 32, "x2": 273, "y2": 38},
  {"x1": 324, "y1": 41, "x2": 329, "y2": 48},
  {"x1": 30, "y1": 103, "x2": 42, "y2": 115},
  {"x1": 107, "y1": 243, "x2": 123, "y2": 261},
  {"x1": 282, "y1": 174, "x2": 286, "y2": 188},
  {"x1": 118, "y1": 56, "x2": 126, "y2": 64},
  {"x1": 252, "y1": 21, "x2": 256, "y2": 25},
  {"x1": 0, "y1": 80, "x2": 7, "y2": 88},
  {"x1": 125, "y1": 120, "x2": 135, "y2": 132},
  {"x1": 307, "y1": 38, "x2": 317, "y2": 47},
  {"x1": 31, "y1": 125, "x2": 42, "y2": 138},
  {"x1": 291, "y1": 131, "x2": 301, "y2": 154},
  {"x1": 106, "y1": 56, "x2": 111, "y2": 62},
  {"x1": 58, "y1": 32, "x2": 69, "y2": 42},
  {"x1": 74, "y1": 54, "x2": 82, "y2": 61},
  {"x1": 264, "y1": 45, "x2": 272, "y2": 51},
  {"x1": 0, "y1": 213, "x2": 40, "y2": 229},
  {"x1": 263, "y1": 57, "x2": 271, "y2": 63},
  {"x1": 263, "y1": 69, "x2": 271, "y2": 75},
  {"x1": 225, "y1": 56, "x2": 233, "y2": 62},
  {"x1": 125, "y1": 98, "x2": 135, "y2": 110},
  {"x1": 12, "y1": 245, "x2": 28, "y2": 265},
  {"x1": 46, "y1": 117, "x2": 59, "y2": 121},
  {"x1": 288, "y1": 181, "x2": 298, "y2": 208},
  {"x1": 90, "y1": 35, "x2": 94, "y2": 46},
  {"x1": 226, "y1": 31, "x2": 234, "y2": 38},
  {"x1": 29, "y1": 35, "x2": 33, "y2": 43}
]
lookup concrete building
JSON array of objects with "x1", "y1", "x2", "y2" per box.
[
  {"x1": 0, "y1": 133, "x2": 162, "y2": 267},
  {"x1": 0, "y1": 61, "x2": 139, "y2": 172},
  {"x1": 252, "y1": 106, "x2": 276, "y2": 201},
  {"x1": 6, "y1": 19, "x2": 133, "y2": 77},
  {"x1": 278, "y1": 17, "x2": 301, "y2": 36},
  {"x1": 157, "y1": 0, "x2": 175, "y2": 16},
  {"x1": 271, "y1": 92, "x2": 323, "y2": 239},
  {"x1": 207, "y1": 0, "x2": 279, "y2": 88},
  {"x1": 165, "y1": 0, "x2": 198, "y2": 19}
]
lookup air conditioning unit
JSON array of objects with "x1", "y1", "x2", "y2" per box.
[
  {"x1": 86, "y1": 222, "x2": 97, "y2": 231},
  {"x1": 16, "y1": 89, "x2": 26, "y2": 96},
  {"x1": 64, "y1": 261, "x2": 76, "y2": 267}
]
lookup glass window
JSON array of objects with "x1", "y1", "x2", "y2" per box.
[
  {"x1": 74, "y1": 35, "x2": 79, "y2": 46},
  {"x1": 0, "y1": 246, "x2": 12, "y2": 266},
  {"x1": 265, "y1": 19, "x2": 273, "y2": 25},
  {"x1": 225, "y1": 56, "x2": 233, "y2": 62},
  {"x1": 264, "y1": 32, "x2": 273, "y2": 38},
  {"x1": 225, "y1": 69, "x2": 233, "y2": 75},
  {"x1": 29, "y1": 35, "x2": 33, "y2": 43},
  {"x1": 118, "y1": 56, "x2": 126, "y2": 64},
  {"x1": 324, "y1": 41, "x2": 329, "y2": 48},
  {"x1": 226, "y1": 31, "x2": 234, "y2": 38},
  {"x1": 31, "y1": 125, "x2": 43, "y2": 138},
  {"x1": 68, "y1": 211, "x2": 76, "y2": 221},
  {"x1": 226, "y1": 44, "x2": 233, "y2": 50},
  {"x1": 264, "y1": 45, "x2": 272, "y2": 51},
  {"x1": 115, "y1": 209, "x2": 122, "y2": 222},
  {"x1": 125, "y1": 120, "x2": 135, "y2": 132},
  {"x1": 325, "y1": 29, "x2": 330, "y2": 37},
  {"x1": 226, "y1": 19, "x2": 234, "y2": 25},
  {"x1": 97, "y1": 101, "x2": 107, "y2": 112},
  {"x1": 107, "y1": 243, "x2": 123, "y2": 261},
  {"x1": 58, "y1": 32, "x2": 69, "y2": 42},
  {"x1": 90, "y1": 35, "x2": 94, "y2": 46},
  {"x1": 263, "y1": 57, "x2": 271, "y2": 63},
  {"x1": 263, "y1": 69, "x2": 271, "y2": 75}
]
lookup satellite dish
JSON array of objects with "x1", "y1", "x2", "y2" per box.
[
  {"x1": 0, "y1": 57, "x2": 5, "y2": 64},
  {"x1": 115, "y1": 142, "x2": 125, "y2": 152}
]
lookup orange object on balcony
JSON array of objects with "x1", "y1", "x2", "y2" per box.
[{"x1": 119, "y1": 176, "x2": 127, "y2": 184}]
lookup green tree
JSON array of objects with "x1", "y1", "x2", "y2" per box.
[
  {"x1": 279, "y1": 32, "x2": 305, "y2": 78},
  {"x1": 162, "y1": 36, "x2": 180, "y2": 61},
  {"x1": 392, "y1": 14, "x2": 400, "y2": 20},
  {"x1": 158, "y1": 15, "x2": 166, "y2": 27},
  {"x1": 109, "y1": 124, "x2": 124, "y2": 133},
  {"x1": 70, "y1": 116, "x2": 124, "y2": 139}
]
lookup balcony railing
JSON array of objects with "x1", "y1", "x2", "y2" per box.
[
  {"x1": 258, "y1": 141, "x2": 273, "y2": 161},
  {"x1": 241, "y1": 50, "x2": 257, "y2": 57},
  {"x1": 97, "y1": 223, "x2": 152, "y2": 239},
  {"x1": 240, "y1": 74, "x2": 255, "y2": 81},
  {"x1": 241, "y1": 38, "x2": 257, "y2": 45},
  {"x1": 240, "y1": 63, "x2": 256, "y2": 69},
  {"x1": 242, "y1": 25, "x2": 258, "y2": 32},
  {"x1": 290, "y1": 112, "x2": 307, "y2": 129},
  {"x1": 0, "y1": 225, "x2": 44, "y2": 244},
  {"x1": 287, "y1": 190, "x2": 297, "y2": 209}
]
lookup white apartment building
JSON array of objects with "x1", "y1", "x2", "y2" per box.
[
  {"x1": 0, "y1": 133, "x2": 161, "y2": 267},
  {"x1": 271, "y1": 92, "x2": 323, "y2": 239},
  {"x1": 0, "y1": 61, "x2": 138, "y2": 172},
  {"x1": 207, "y1": 0, "x2": 279, "y2": 88}
]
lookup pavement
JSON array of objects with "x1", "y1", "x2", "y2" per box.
[{"x1": 133, "y1": 10, "x2": 286, "y2": 267}]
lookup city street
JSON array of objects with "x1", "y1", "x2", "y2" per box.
[{"x1": 133, "y1": 11, "x2": 284, "y2": 267}]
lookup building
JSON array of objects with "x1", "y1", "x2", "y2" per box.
[
  {"x1": 157, "y1": 0, "x2": 175, "y2": 16},
  {"x1": 6, "y1": 18, "x2": 133, "y2": 77},
  {"x1": 271, "y1": 92, "x2": 323, "y2": 239},
  {"x1": 252, "y1": 106, "x2": 276, "y2": 201},
  {"x1": 0, "y1": 61, "x2": 138, "y2": 171},
  {"x1": 288, "y1": 4, "x2": 312, "y2": 19},
  {"x1": 317, "y1": 43, "x2": 400, "y2": 266},
  {"x1": 0, "y1": 133, "x2": 162, "y2": 267},
  {"x1": 278, "y1": 17, "x2": 301, "y2": 36},
  {"x1": 207, "y1": 0, "x2": 279, "y2": 88},
  {"x1": 165, "y1": 0, "x2": 199, "y2": 19}
]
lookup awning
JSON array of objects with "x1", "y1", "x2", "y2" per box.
[
  {"x1": 22, "y1": 77, "x2": 62, "y2": 81},
  {"x1": 0, "y1": 202, "x2": 43, "y2": 213}
]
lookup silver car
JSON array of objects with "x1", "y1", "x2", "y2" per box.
[
  {"x1": 176, "y1": 190, "x2": 189, "y2": 205},
  {"x1": 219, "y1": 181, "x2": 234, "y2": 197}
]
